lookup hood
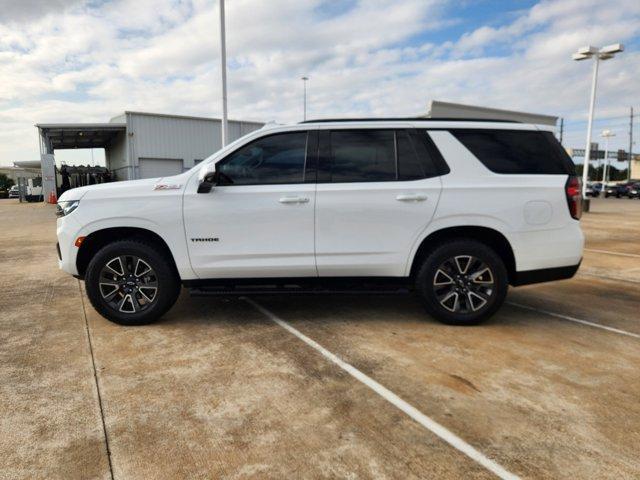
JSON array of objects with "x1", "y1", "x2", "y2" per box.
[{"x1": 58, "y1": 177, "x2": 164, "y2": 202}]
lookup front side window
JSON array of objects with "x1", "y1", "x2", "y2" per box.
[
  {"x1": 329, "y1": 130, "x2": 396, "y2": 182},
  {"x1": 218, "y1": 132, "x2": 308, "y2": 185}
]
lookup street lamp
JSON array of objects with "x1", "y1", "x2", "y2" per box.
[
  {"x1": 572, "y1": 43, "x2": 624, "y2": 198},
  {"x1": 301, "y1": 76, "x2": 309, "y2": 121},
  {"x1": 219, "y1": 0, "x2": 228, "y2": 147},
  {"x1": 600, "y1": 129, "x2": 615, "y2": 188}
]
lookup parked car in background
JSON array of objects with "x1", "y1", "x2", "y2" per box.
[
  {"x1": 8, "y1": 185, "x2": 19, "y2": 198},
  {"x1": 604, "y1": 184, "x2": 623, "y2": 198},
  {"x1": 604, "y1": 183, "x2": 629, "y2": 198},
  {"x1": 585, "y1": 182, "x2": 601, "y2": 197},
  {"x1": 627, "y1": 182, "x2": 640, "y2": 199}
]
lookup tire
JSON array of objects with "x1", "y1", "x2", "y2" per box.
[
  {"x1": 415, "y1": 239, "x2": 508, "y2": 326},
  {"x1": 85, "y1": 239, "x2": 181, "y2": 325}
]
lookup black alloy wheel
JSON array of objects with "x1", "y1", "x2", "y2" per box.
[
  {"x1": 85, "y1": 240, "x2": 180, "y2": 325},
  {"x1": 416, "y1": 239, "x2": 508, "y2": 325}
]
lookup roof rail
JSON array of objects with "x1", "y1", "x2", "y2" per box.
[{"x1": 299, "y1": 117, "x2": 521, "y2": 124}]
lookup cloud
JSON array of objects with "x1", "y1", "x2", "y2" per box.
[
  {"x1": 0, "y1": 0, "x2": 84, "y2": 22},
  {"x1": 0, "y1": 0, "x2": 638, "y2": 166}
]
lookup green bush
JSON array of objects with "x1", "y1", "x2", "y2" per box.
[{"x1": 0, "y1": 174, "x2": 15, "y2": 190}]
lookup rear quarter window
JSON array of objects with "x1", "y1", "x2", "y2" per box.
[{"x1": 450, "y1": 129, "x2": 576, "y2": 175}]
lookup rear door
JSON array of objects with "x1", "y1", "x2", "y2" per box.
[{"x1": 315, "y1": 128, "x2": 444, "y2": 277}]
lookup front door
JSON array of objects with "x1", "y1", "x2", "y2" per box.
[
  {"x1": 184, "y1": 130, "x2": 317, "y2": 279},
  {"x1": 315, "y1": 128, "x2": 442, "y2": 277}
]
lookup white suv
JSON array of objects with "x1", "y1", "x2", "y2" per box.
[{"x1": 56, "y1": 119, "x2": 584, "y2": 326}]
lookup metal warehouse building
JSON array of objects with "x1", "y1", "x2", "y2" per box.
[{"x1": 37, "y1": 111, "x2": 264, "y2": 181}]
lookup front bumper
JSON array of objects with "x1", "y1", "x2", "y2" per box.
[{"x1": 56, "y1": 215, "x2": 82, "y2": 276}]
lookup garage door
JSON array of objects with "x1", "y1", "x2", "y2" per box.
[{"x1": 138, "y1": 158, "x2": 184, "y2": 179}]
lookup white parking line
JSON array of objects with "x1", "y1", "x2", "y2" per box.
[
  {"x1": 507, "y1": 302, "x2": 640, "y2": 339},
  {"x1": 584, "y1": 248, "x2": 640, "y2": 259},
  {"x1": 243, "y1": 297, "x2": 520, "y2": 480}
]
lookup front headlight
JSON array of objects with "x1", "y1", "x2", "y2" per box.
[{"x1": 56, "y1": 200, "x2": 80, "y2": 217}]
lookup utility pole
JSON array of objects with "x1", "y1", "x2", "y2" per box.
[
  {"x1": 629, "y1": 107, "x2": 634, "y2": 181},
  {"x1": 301, "y1": 76, "x2": 309, "y2": 121},
  {"x1": 219, "y1": 0, "x2": 228, "y2": 147}
]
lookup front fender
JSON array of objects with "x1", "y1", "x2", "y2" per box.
[{"x1": 72, "y1": 216, "x2": 196, "y2": 280}]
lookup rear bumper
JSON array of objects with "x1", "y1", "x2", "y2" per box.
[{"x1": 511, "y1": 261, "x2": 581, "y2": 286}]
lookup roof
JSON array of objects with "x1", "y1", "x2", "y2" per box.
[
  {"x1": 1, "y1": 164, "x2": 40, "y2": 171},
  {"x1": 114, "y1": 110, "x2": 265, "y2": 125},
  {"x1": 427, "y1": 100, "x2": 558, "y2": 126},
  {"x1": 36, "y1": 122, "x2": 126, "y2": 129},
  {"x1": 300, "y1": 117, "x2": 519, "y2": 124},
  {"x1": 36, "y1": 123, "x2": 126, "y2": 150},
  {"x1": 13, "y1": 160, "x2": 42, "y2": 169}
]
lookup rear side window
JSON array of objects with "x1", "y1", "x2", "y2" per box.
[
  {"x1": 325, "y1": 129, "x2": 446, "y2": 183},
  {"x1": 330, "y1": 130, "x2": 396, "y2": 182},
  {"x1": 451, "y1": 129, "x2": 575, "y2": 175}
]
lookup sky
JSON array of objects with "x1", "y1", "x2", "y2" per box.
[{"x1": 0, "y1": 0, "x2": 638, "y2": 168}]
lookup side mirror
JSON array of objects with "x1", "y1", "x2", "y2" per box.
[{"x1": 197, "y1": 163, "x2": 218, "y2": 193}]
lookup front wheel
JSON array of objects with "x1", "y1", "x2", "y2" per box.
[
  {"x1": 85, "y1": 240, "x2": 181, "y2": 325},
  {"x1": 415, "y1": 240, "x2": 508, "y2": 325}
]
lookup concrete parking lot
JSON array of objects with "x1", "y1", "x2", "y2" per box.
[{"x1": 1, "y1": 198, "x2": 639, "y2": 479}]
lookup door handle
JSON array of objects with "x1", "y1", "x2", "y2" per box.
[
  {"x1": 396, "y1": 193, "x2": 428, "y2": 202},
  {"x1": 279, "y1": 196, "x2": 309, "y2": 204}
]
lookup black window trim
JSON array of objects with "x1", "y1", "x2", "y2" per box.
[
  {"x1": 317, "y1": 128, "x2": 448, "y2": 184},
  {"x1": 215, "y1": 130, "x2": 314, "y2": 186}
]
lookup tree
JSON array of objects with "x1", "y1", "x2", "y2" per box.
[
  {"x1": 0, "y1": 174, "x2": 14, "y2": 190},
  {"x1": 575, "y1": 164, "x2": 628, "y2": 182}
]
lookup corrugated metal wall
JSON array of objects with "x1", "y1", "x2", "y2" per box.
[
  {"x1": 127, "y1": 112, "x2": 263, "y2": 179},
  {"x1": 106, "y1": 130, "x2": 129, "y2": 180}
]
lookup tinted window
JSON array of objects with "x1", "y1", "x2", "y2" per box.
[
  {"x1": 397, "y1": 130, "x2": 447, "y2": 180},
  {"x1": 396, "y1": 131, "x2": 423, "y2": 180},
  {"x1": 330, "y1": 130, "x2": 396, "y2": 182},
  {"x1": 451, "y1": 129, "x2": 575, "y2": 174},
  {"x1": 218, "y1": 132, "x2": 307, "y2": 185}
]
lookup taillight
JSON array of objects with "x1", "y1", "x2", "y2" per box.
[{"x1": 565, "y1": 176, "x2": 582, "y2": 220}]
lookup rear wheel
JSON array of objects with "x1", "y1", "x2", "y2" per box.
[
  {"x1": 415, "y1": 240, "x2": 508, "y2": 325},
  {"x1": 85, "y1": 240, "x2": 180, "y2": 325}
]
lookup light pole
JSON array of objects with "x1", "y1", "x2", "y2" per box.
[
  {"x1": 572, "y1": 43, "x2": 624, "y2": 198},
  {"x1": 219, "y1": 0, "x2": 228, "y2": 147},
  {"x1": 600, "y1": 129, "x2": 615, "y2": 189},
  {"x1": 301, "y1": 76, "x2": 309, "y2": 121}
]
